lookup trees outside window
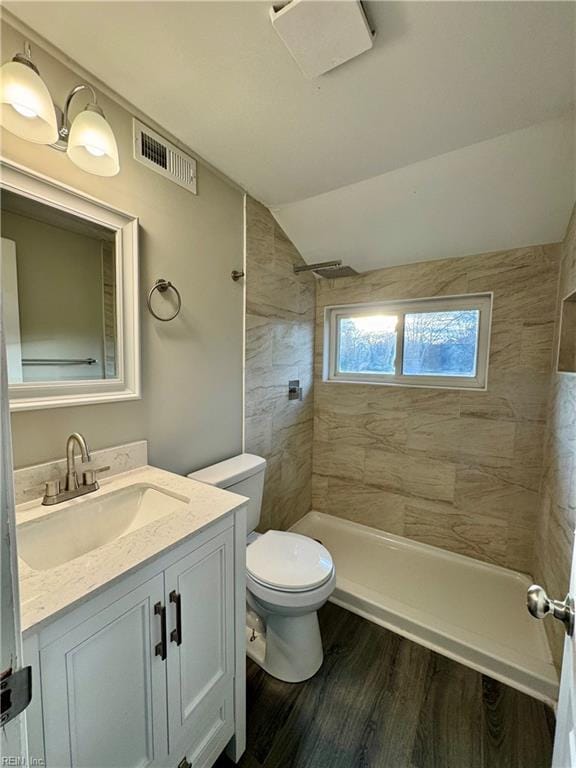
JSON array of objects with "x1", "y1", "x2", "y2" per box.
[{"x1": 326, "y1": 294, "x2": 491, "y2": 389}]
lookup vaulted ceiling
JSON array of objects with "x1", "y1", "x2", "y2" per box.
[{"x1": 6, "y1": 1, "x2": 576, "y2": 270}]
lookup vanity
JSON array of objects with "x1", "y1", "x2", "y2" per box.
[{"x1": 15, "y1": 441, "x2": 247, "y2": 768}]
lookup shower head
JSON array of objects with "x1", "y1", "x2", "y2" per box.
[
  {"x1": 313, "y1": 265, "x2": 359, "y2": 278},
  {"x1": 293, "y1": 260, "x2": 359, "y2": 278}
]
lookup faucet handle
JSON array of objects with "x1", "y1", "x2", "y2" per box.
[
  {"x1": 44, "y1": 480, "x2": 61, "y2": 498},
  {"x1": 82, "y1": 465, "x2": 110, "y2": 486},
  {"x1": 41, "y1": 479, "x2": 61, "y2": 506}
]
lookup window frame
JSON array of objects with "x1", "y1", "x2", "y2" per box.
[{"x1": 324, "y1": 293, "x2": 493, "y2": 390}]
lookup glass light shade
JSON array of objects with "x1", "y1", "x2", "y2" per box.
[
  {"x1": 0, "y1": 59, "x2": 58, "y2": 143},
  {"x1": 67, "y1": 107, "x2": 120, "y2": 176}
]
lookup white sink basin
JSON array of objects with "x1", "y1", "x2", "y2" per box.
[{"x1": 18, "y1": 484, "x2": 190, "y2": 571}]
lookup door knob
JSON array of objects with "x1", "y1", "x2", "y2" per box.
[{"x1": 526, "y1": 585, "x2": 574, "y2": 636}]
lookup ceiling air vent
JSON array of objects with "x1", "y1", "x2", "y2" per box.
[{"x1": 133, "y1": 119, "x2": 197, "y2": 194}]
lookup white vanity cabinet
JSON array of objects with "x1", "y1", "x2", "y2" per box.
[
  {"x1": 23, "y1": 515, "x2": 245, "y2": 768},
  {"x1": 165, "y1": 532, "x2": 234, "y2": 762},
  {"x1": 39, "y1": 573, "x2": 169, "y2": 767}
]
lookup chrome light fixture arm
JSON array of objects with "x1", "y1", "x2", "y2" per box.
[
  {"x1": 12, "y1": 42, "x2": 38, "y2": 74},
  {"x1": 54, "y1": 83, "x2": 101, "y2": 150},
  {"x1": 1, "y1": 38, "x2": 119, "y2": 174}
]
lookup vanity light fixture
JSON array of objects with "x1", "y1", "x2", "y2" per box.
[
  {"x1": 0, "y1": 42, "x2": 58, "y2": 144},
  {"x1": 55, "y1": 84, "x2": 120, "y2": 176},
  {"x1": 0, "y1": 41, "x2": 119, "y2": 177}
]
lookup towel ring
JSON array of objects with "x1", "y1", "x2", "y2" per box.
[{"x1": 147, "y1": 279, "x2": 182, "y2": 321}]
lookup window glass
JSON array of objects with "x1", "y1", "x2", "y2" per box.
[
  {"x1": 402, "y1": 310, "x2": 480, "y2": 377},
  {"x1": 325, "y1": 294, "x2": 491, "y2": 389},
  {"x1": 338, "y1": 314, "x2": 398, "y2": 374}
]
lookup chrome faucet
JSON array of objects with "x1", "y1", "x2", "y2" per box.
[
  {"x1": 42, "y1": 432, "x2": 109, "y2": 506},
  {"x1": 65, "y1": 432, "x2": 91, "y2": 491}
]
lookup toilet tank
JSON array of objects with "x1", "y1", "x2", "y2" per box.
[{"x1": 188, "y1": 453, "x2": 266, "y2": 534}]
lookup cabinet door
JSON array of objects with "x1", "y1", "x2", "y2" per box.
[
  {"x1": 165, "y1": 528, "x2": 235, "y2": 756},
  {"x1": 40, "y1": 574, "x2": 168, "y2": 768}
]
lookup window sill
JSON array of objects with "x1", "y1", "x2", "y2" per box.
[{"x1": 323, "y1": 376, "x2": 488, "y2": 392}]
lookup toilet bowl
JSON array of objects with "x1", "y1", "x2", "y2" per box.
[
  {"x1": 188, "y1": 454, "x2": 336, "y2": 683},
  {"x1": 245, "y1": 530, "x2": 335, "y2": 682}
]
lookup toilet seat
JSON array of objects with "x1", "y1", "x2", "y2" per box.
[
  {"x1": 247, "y1": 566, "x2": 337, "y2": 611},
  {"x1": 247, "y1": 530, "x2": 334, "y2": 593}
]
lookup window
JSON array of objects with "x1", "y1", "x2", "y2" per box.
[{"x1": 325, "y1": 294, "x2": 492, "y2": 389}]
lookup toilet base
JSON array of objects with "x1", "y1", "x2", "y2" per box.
[{"x1": 245, "y1": 611, "x2": 324, "y2": 683}]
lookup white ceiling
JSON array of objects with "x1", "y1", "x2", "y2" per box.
[
  {"x1": 6, "y1": 1, "x2": 576, "y2": 270},
  {"x1": 274, "y1": 114, "x2": 576, "y2": 271}
]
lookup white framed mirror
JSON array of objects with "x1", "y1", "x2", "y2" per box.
[{"x1": 0, "y1": 159, "x2": 140, "y2": 411}]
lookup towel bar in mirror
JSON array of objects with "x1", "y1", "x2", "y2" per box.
[{"x1": 1, "y1": 159, "x2": 141, "y2": 411}]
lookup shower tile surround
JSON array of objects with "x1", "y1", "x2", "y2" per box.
[
  {"x1": 244, "y1": 197, "x2": 315, "y2": 532},
  {"x1": 245, "y1": 197, "x2": 576, "y2": 673},
  {"x1": 312, "y1": 244, "x2": 561, "y2": 575},
  {"x1": 535, "y1": 206, "x2": 576, "y2": 669}
]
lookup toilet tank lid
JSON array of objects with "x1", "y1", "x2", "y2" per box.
[{"x1": 188, "y1": 453, "x2": 266, "y2": 488}]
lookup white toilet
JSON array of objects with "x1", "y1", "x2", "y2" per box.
[{"x1": 188, "y1": 453, "x2": 336, "y2": 683}]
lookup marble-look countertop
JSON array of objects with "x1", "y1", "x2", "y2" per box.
[{"x1": 16, "y1": 465, "x2": 247, "y2": 637}]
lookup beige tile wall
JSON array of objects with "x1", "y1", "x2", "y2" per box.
[
  {"x1": 244, "y1": 193, "x2": 575, "y2": 672},
  {"x1": 535, "y1": 206, "x2": 576, "y2": 669},
  {"x1": 313, "y1": 245, "x2": 561, "y2": 572},
  {"x1": 245, "y1": 197, "x2": 315, "y2": 532}
]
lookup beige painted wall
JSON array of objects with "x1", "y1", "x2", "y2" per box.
[
  {"x1": 2, "y1": 210, "x2": 106, "y2": 380},
  {"x1": 2, "y1": 20, "x2": 244, "y2": 473},
  {"x1": 535, "y1": 205, "x2": 576, "y2": 669},
  {"x1": 313, "y1": 245, "x2": 560, "y2": 574},
  {"x1": 244, "y1": 197, "x2": 315, "y2": 532}
]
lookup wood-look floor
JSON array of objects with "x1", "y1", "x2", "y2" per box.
[{"x1": 216, "y1": 603, "x2": 555, "y2": 768}]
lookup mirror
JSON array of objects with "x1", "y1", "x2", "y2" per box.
[
  {"x1": 1, "y1": 161, "x2": 140, "y2": 411},
  {"x1": 2, "y1": 190, "x2": 118, "y2": 384}
]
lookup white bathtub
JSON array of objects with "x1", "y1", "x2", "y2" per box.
[{"x1": 291, "y1": 511, "x2": 558, "y2": 707}]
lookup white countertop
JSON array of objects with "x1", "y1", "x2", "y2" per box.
[{"x1": 16, "y1": 465, "x2": 247, "y2": 636}]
